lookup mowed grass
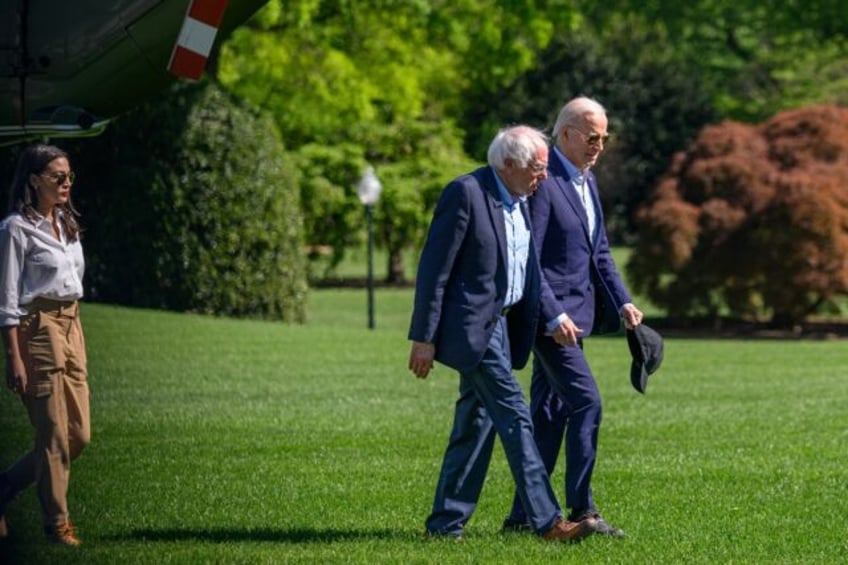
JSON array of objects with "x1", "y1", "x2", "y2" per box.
[{"x1": 0, "y1": 287, "x2": 846, "y2": 564}]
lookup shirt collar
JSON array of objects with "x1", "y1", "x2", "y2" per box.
[
  {"x1": 29, "y1": 209, "x2": 62, "y2": 238},
  {"x1": 30, "y1": 210, "x2": 49, "y2": 229},
  {"x1": 553, "y1": 146, "x2": 589, "y2": 186},
  {"x1": 493, "y1": 170, "x2": 525, "y2": 212}
]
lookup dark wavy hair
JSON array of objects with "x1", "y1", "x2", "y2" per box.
[{"x1": 8, "y1": 144, "x2": 81, "y2": 241}]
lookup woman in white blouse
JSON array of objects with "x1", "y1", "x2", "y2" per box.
[{"x1": 0, "y1": 144, "x2": 89, "y2": 546}]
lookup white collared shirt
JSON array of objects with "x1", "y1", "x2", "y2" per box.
[
  {"x1": 0, "y1": 211, "x2": 85, "y2": 326},
  {"x1": 553, "y1": 146, "x2": 596, "y2": 238}
]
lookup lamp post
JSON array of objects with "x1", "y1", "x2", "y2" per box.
[{"x1": 356, "y1": 166, "x2": 382, "y2": 330}]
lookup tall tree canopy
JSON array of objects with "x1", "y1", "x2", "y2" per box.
[
  {"x1": 218, "y1": 0, "x2": 579, "y2": 146},
  {"x1": 576, "y1": 0, "x2": 848, "y2": 120},
  {"x1": 215, "y1": 0, "x2": 579, "y2": 279}
]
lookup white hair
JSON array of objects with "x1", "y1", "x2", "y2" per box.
[
  {"x1": 487, "y1": 125, "x2": 548, "y2": 170},
  {"x1": 552, "y1": 96, "x2": 607, "y2": 138}
]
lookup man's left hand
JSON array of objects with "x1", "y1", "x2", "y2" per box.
[
  {"x1": 409, "y1": 341, "x2": 436, "y2": 379},
  {"x1": 621, "y1": 303, "x2": 644, "y2": 329}
]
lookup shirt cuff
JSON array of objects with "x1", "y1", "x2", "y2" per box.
[
  {"x1": 545, "y1": 312, "x2": 570, "y2": 334},
  {"x1": 0, "y1": 316, "x2": 20, "y2": 327}
]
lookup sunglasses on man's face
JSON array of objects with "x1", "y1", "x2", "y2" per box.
[
  {"x1": 40, "y1": 171, "x2": 76, "y2": 185},
  {"x1": 568, "y1": 126, "x2": 610, "y2": 146}
]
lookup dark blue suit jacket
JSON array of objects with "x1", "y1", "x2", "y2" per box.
[
  {"x1": 531, "y1": 155, "x2": 631, "y2": 336},
  {"x1": 409, "y1": 166, "x2": 541, "y2": 374}
]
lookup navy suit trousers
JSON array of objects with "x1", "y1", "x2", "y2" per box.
[
  {"x1": 507, "y1": 337, "x2": 602, "y2": 523},
  {"x1": 426, "y1": 317, "x2": 561, "y2": 536}
]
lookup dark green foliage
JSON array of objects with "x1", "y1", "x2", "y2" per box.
[
  {"x1": 294, "y1": 142, "x2": 370, "y2": 276},
  {"x1": 462, "y1": 30, "x2": 717, "y2": 243},
  {"x1": 628, "y1": 105, "x2": 848, "y2": 325},
  {"x1": 65, "y1": 81, "x2": 308, "y2": 321},
  {"x1": 576, "y1": 1, "x2": 848, "y2": 121}
]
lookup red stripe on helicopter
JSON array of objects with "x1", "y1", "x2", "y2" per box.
[{"x1": 167, "y1": 0, "x2": 230, "y2": 79}]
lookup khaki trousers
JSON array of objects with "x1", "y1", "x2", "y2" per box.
[{"x1": 5, "y1": 298, "x2": 90, "y2": 528}]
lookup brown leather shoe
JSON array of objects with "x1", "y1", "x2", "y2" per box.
[
  {"x1": 541, "y1": 517, "x2": 597, "y2": 542},
  {"x1": 45, "y1": 522, "x2": 81, "y2": 546}
]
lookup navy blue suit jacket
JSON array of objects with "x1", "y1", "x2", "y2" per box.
[
  {"x1": 531, "y1": 155, "x2": 631, "y2": 336},
  {"x1": 408, "y1": 166, "x2": 541, "y2": 374}
]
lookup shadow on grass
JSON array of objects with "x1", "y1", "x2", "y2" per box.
[{"x1": 107, "y1": 526, "x2": 410, "y2": 544}]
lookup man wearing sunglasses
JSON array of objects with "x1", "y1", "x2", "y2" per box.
[{"x1": 503, "y1": 96, "x2": 644, "y2": 538}]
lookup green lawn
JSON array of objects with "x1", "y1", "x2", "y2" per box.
[{"x1": 1, "y1": 288, "x2": 846, "y2": 564}]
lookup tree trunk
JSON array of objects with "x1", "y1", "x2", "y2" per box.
[{"x1": 386, "y1": 248, "x2": 406, "y2": 284}]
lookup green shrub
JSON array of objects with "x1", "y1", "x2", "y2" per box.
[{"x1": 67, "y1": 80, "x2": 307, "y2": 321}]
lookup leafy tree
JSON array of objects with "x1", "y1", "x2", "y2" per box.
[
  {"x1": 628, "y1": 105, "x2": 848, "y2": 326},
  {"x1": 576, "y1": 0, "x2": 848, "y2": 121},
  {"x1": 219, "y1": 0, "x2": 579, "y2": 144},
  {"x1": 216, "y1": 1, "x2": 578, "y2": 278}
]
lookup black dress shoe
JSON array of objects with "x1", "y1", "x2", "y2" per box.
[
  {"x1": 593, "y1": 517, "x2": 625, "y2": 538},
  {"x1": 424, "y1": 529, "x2": 463, "y2": 541},
  {"x1": 500, "y1": 517, "x2": 532, "y2": 533},
  {"x1": 568, "y1": 509, "x2": 625, "y2": 538}
]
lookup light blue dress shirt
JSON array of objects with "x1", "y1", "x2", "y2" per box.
[{"x1": 493, "y1": 173, "x2": 530, "y2": 308}]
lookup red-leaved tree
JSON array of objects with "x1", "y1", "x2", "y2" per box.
[{"x1": 628, "y1": 105, "x2": 848, "y2": 326}]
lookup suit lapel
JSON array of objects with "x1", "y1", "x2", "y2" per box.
[{"x1": 480, "y1": 168, "x2": 508, "y2": 270}]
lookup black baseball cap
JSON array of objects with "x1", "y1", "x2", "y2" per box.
[{"x1": 626, "y1": 324, "x2": 664, "y2": 394}]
